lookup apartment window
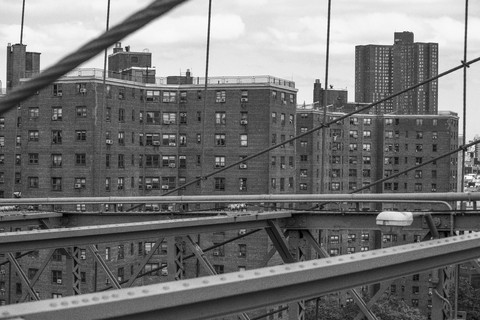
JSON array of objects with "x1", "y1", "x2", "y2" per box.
[
  {"x1": 431, "y1": 183, "x2": 437, "y2": 192},
  {"x1": 299, "y1": 183, "x2": 308, "y2": 190},
  {"x1": 28, "y1": 130, "x2": 39, "y2": 142},
  {"x1": 413, "y1": 274, "x2": 420, "y2": 281},
  {"x1": 0, "y1": 136, "x2": 4, "y2": 147},
  {"x1": 118, "y1": 154, "x2": 125, "y2": 168},
  {"x1": 215, "y1": 134, "x2": 226, "y2": 146},
  {"x1": 363, "y1": 143, "x2": 371, "y2": 151},
  {"x1": 385, "y1": 130, "x2": 393, "y2": 139},
  {"x1": 162, "y1": 134, "x2": 176, "y2": 146},
  {"x1": 349, "y1": 182, "x2": 357, "y2": 190},
  {"x1": 28, "y1": 177, "x2": 39, "y2": 188},
  {"x1": 329, "y1": 248, "x2": 340, "y2": 256},
  {"x1": 271, "y1": 134, "x2": 277, "y2": 145},
  {"x1": 215, "y1": 112, "x2": 226, "y2": 125},
  {"x1": 348, "y1": 234, "x2": 356, "y2": 243},
  {"x1": 239, "y1": 178, "x2": 247, "y2": 191},
  {"x1": 76, "y1": 153, "x2": 86, "y2": 166},
  {"x1": 76, "y1": 130, "x2": 87, "y2": 141},
  {"x1": 411, "y1": 299, "x2": 419, "y2": 307},
  {"x1": 214, "y1": 178, "x2": 225, "y2": 191},
  {"x1": 416, "y1": 131, "x2": 423, "y2": 139},
  {"x1": 118, "y1": 245, "x2": 124, "y2": 260},
  {"x1": 52, "y1": 130, "x2": 62, "y2": 144},
  {"x1": 415, "y1": 170, "x2": 423, "y2": 178},
  {"x1": 271, "y1": 178, "x2": 276, "y2": 189},
  {"x1": 29, "y1": 107, "x2": 39, "y2": 119},
  {"x1": 416, "y1": 119, "x2": 423, "y2": 126},
  {"x1": 349, "y1": 156, "x2": 357, "y2": 164},
  {"x1": 52, "y1": 154, "x2": 62, "y2": 167},
  {"x1": 361, "y1": 233, "x2": 369, "y2": 241},
  {"x1": 362, "y1": 169, "x2": 371, "y2": 177},
  {"x1": 180, "y1": 91, "x2": 187, "y2": 103},
  {"x1": 363, "y1": 118, "x2": 372, "y2": 125},
  {"x1": 28, "y1": 153, "x2": 39, "y2": 165},
  {"x1": 349, "y1": 130, "x2": 358, "y2": 138},
  {"x1": 385, "y1": 118, "x2": 393, "y2": 125},
  {"x1": 415, "y1": 157, "x2": 423, "y2": 165},
  {"x1": 432, "y1": 131, "x2": 438, "y2": 139},
  {"x1": 329, "y1": 235, "x2": 340, "y2": 244},
  {"x1": 300, "y1": 169, "x2": 308, "y2": 178},
  {"x1": 71, "y1": 178, "x2": 85, "y2": 190},
  {"x1": 53, "y1": 83, "x2": 63, "y2": 96},
  {"x1": 363, "y1": 156, "x2": 371, "y2": 164},
  {"x1": 289, "y1": 114, "x2": 294, "y2": 124},
  {"x1": 51, "y1": 177, "x2": 62, "y2": 191},
  {"x1": 162, "y1": 91, "x2": 177, "y2": 103},
  {"x1": 76, "y1": 106, "x2": 87, "y2": 118},
  {"x1": 280, "y1": 113, "x2": 286, "y2": 126},
  {"x1": 238, "y1": 244, "x2": 247, "y2": 257},
  {"x1": 146, "y1": 90, "x2": 160, "y2": 102},
  {"x1": 52, "y1": 270, "x2": 62, "y2": 284},
  {"x1": 179, "y1": 112, "x2": 187, "y2": 124},
  {"x1": 162, "y1": 155, "x2": 176, "y2": 168},
  {"x1": 215, "y1": 90, "x2": 226, "y2": 103},
  {"x1": 350, "y1": 117, "x2": 358, "y2": 125},
  {"x1": 105, "y1": 177, "x2": 111, "y2": 191},
  {"x1": 179, "y1": 155, "x2": 186, "y2": 169},
  {"x1": 347, "y1": 247, "x2": 355, "y2": 254},
  {"x1": 240, "y1": 134, "x2": 248, "y2": 147},
  {"x1": 271, "y1": 112, "x2": 277, "y2": 123},
  {"x1": 300, "y1": 155, "x2": 308, "y2": 162},
  {"x1": 118, "y1": 132, "x2": 125, "y2": 146},
  {"x1": 432, "y1": 144, "x2": 437, "y2": 152},
  {"x1": 15, "y1": 172, "x2": 21, "y2": 184},
  {"x1": 215, "y1": 156, "x2": 226, "y2": 168},
  {"x1": 415, "y1": 183, "x2": 423, "y2": 191},
  {"x1": 52, "y1": 107, "x2": 62, "y2": 121}
]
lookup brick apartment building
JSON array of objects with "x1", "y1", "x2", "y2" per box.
[{"x1": 2, "y1": 43, "x2": 297, "y2": 212}]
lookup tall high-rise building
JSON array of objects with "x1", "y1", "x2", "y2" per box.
[{"x1": 355, "y1": 31, "x2": 438, "y2": 115}]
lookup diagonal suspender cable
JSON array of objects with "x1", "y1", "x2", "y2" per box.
[{"x1": 0, "y1": 0, "x2": 189, "y2": 114}]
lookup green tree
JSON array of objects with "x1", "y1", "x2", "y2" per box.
[
  {"x1": 451, "y1": 277, "x2": 480, "y2": 320},
  {"x1": 305, "y1": 295, "x2": 427, "y2": 320}
]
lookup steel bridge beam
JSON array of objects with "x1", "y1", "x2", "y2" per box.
[
  {"x1": 2, "y1": 232, "x2": 480, "y2": 320},
  {"x1": 0, "y1": 212, "x2": 291, "y2": 252}
]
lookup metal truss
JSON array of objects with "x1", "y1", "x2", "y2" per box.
[
  {"x1": 2, "y1": 232, "x2": 480, "y2": 320},
  {"x1": 0, "y1": 212, "x2": 291, "y2": 252}
]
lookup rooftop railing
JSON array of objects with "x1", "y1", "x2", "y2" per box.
[{"x1": 24, "y1": 68, "x2": 295, "y2": 88}]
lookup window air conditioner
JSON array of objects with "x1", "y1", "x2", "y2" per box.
[
  {"x1": 213, "y1": 251, "x2": 220, "y2": 256},
  {"x1": 168, "y1": 163, "x2": 176, "y2": 168},
  {"x1": 240, "y1": 97, "x2": 248, "y2": 102},
  {"x1": 80, "y1": 88, "x2": 87, "y2": 94},
  {"x1": 106, "y1": 139, "x2": 113, "y2": 145},
  {"x1": 240, "y1": 164, "x2": 247, "y2": 169},
  {"x1": 168, "y1": 142, "x2": 176, "y2": 146},
  {"x1": 153, "y1": 141, "x2": 160, "y2": 146},
  {"x1": 57, "y1": 279, "x2": 62, "y2": 284},
  {"x1": 74, "y1": 184, "x2": 82, "y2": 189},
  {"x1": 146, "y1": 185, "x2": 153, "y2": 190},
  {"x1": 57, "y1": 93, "x2": 63, "y2": 97},
  {"x1": 240, "y1": 119, "x2": 248, "y2": 125},
  {"x1": 51, "y1": 115, "x2": 58, "y2": 121}
]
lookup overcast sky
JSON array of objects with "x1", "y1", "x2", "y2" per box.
[{"x1": 0, "y1": 0, "x2": 479, "y2": 139}]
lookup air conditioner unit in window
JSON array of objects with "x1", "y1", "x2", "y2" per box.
[
  {"x1": 161, "y1": 269, "x2": 168, "y2": 276},
  {"x1": 51, "y1": 115, "x2": 58, "y2": 121},
  {"x1": 239, "y1": 164, "x2": 247, "y2": 169},
  {"x1": 240, "y1": 97, "x2": 248, "y2": 102},
  {"x1": 56, "y1": 93, "x2": 63, "y2": 97},
  {"x1": 281, "y1": 164, "x2": 286, "y2": 169},
  {"x1": 80, "y1": 88, "x2": 87, "y2": 94},
  {"x1": 164, "y1": 120, "x2": 170, "y2": 124},
  {"x1": 239, "y1": 229, "x2": 247, "y2": 235},
  {"x1": 162, "y1": 185, "x2": 169, "y2": 190},
  {"x1": 106, "y1": 139, "x2": 113, "y2": 145},
  {"x1": 240, "y1": 119, "x2": 248, "y2": 125},
  {"x1": 0, "y1": 270, "x2": 5, "y2": 275},
  {"x1": 146, "y1": 185, "x2": 153, "y2": 190},
  {"x1": 168, "y1": 163, "x2": 176, "y2": 168},
  {"x1": 153, "y1": 141, "x2": 160, "y2": 146},
  {"x1": 74, "y1": 184, "x2": 82, "y2": 189},
  {"x1": 57, "y1": 279, "x2": 62, "y2": 284},
  {"x1": 213, "y1": 251, "x2": 220, "y2": 256},
  {"x1": 168, "y1": 142, "x2": 176, "y2": 146}
]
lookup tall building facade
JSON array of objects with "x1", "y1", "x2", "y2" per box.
[
  {"x1": 355, "y1": 31, "x2": 438, "y2": 115},
  {"x1": 296, "y1": 106, "x2": 459, "y2": 211},
  {"x1": 1, "y1": 43, "x2": 297, "y2": 212}
]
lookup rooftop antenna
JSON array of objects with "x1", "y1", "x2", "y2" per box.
[{"x1": 20, "y1": 0, "x2": 26, "y2": 44}]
